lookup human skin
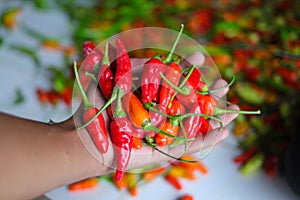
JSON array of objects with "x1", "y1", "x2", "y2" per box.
[{"x1": 0, "y1": 54, "x2": 239, "y2": 199}]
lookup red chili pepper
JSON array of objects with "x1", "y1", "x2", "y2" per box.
[
  {"x1": 164, "y1": 174, "x2": 182, "y2": 190},
  {"x1": 110, "y1": 89, "x2": 134, "y2": 182},
  {"x1": 98, "y1": 43, "x2": 114, "y2": 99},
  {"x1": 82, "y1": 41, "x2": 96, "y2": 57},
  {"x1": 167, "y1": 98, "x2": 185, "y2": 116},
  {"x1": 82, "y1": 107, "x2": 109, "y2": 153},
  {"x1": 234, "y1": 148, "x2": 257, "y2": 164},
  {"x1": 183, "y1": 66, "x2": 202, "y2": 92},
  {"x1": 197, "y1": 94, "x2": 218, "y2": 116},
  {"x1": 74, "y1": 62, "x2": 109, "y2": 153},
  {"x1": 180, "y1": 104, "x2": 203, "y2": 138},
  {"x1": 114, "y1": 39, "x2": 132, "y2": 94},
  {"x1": 110, "y1": 117, "x2": 133, "y2": 182},
  {"x1": 198, "y1": 117, "x2": 212, "y2": 135},
  {"x1": 155, "y1": 120, "x2": 179, "y2": 146},
  {"x1": 82, "y1": 41, "x2": 103, "y2": 73},
  {"x1": 159, "y1": 61, "x2": 182, "y2": 109},
  {"x1": 141, "y1": 55, "x2": 165, "y2": 103}
]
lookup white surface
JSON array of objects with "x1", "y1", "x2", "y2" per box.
[{"x1": 0, "y1": 2, "x2": 298, "y2": 200}]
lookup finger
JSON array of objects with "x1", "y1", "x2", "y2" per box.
[
  {"x1": 209, "y1": 79, "x2": 229, "y2": 98},
  {"x1": 180, "y1": 52, "x2": 205, "y2": 68},
  {"x1": 209, "y1": 104, "x2": 240, "y2": 129}
]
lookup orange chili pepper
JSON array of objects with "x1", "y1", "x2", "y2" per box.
[
  {"x1": 168, "y1": 166, "x2": 196, "y2": 180},
  {"x1": 68, "y1": 177, "x2": 98, "y2": 191},
  {"x1": 155, "y1": 120, "x2": 179, "y2": 146},
  {"x1": 113, "y1": 173, "x2": 128, "y2": 190},
  {"x1": 142, "y1": 167, "x2": 166, "y2": 182},
  {"x1": 164, "y1": 174, "x2": 182, "y2": 190},
  {"x1": 42, "y1": 40, "x2": 61, "y2": 51},
  {"x1": 174, "y1": 156, "x2": 208, "y2": 174},
  {"x1": 132, "y1": 136, "x2": 143, "y2": 149},
  {"x1": 123, "y1": 92, "x2": 151, "y2": 128}
]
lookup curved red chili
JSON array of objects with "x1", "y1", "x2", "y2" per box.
[
  {"x1": 114, "y1": 39, "x2": 132, "y2": 94},
  {"x1": 73, "y1": 61, "x2": 109, "y2": 153},
  {"x1": 110, "y1": 117, "x2": 133, "y2": 182},
  {"x1": 83, "y1": 107, "x2": 109, "y2": 153},
  {"x1": 98, "y1": 43, "x2": 114, "y2": 99},
  {"x1": 82, "y1": 41, "x2": 103, "y2": 73}
]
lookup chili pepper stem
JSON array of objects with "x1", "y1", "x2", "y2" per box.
[
  {"x1": 143, "y1": 103, "x2": 174, "y2": 119},
  {"x1": 175, "y1": 113, "x2": 224, "y2": 130},
  {"x1": 85, "y1": 71, "x2": 97, "y2": 82},
  {"x1": 179, "y1": 120, "x2": 189, "y2": 151},
  {"x1": 214, "y1": 108, "x2": 261, "y2": 116},
  {"x1": 160, "y1": 72, "x2": 190, "y2": 95},
  {"x1": 73, "y1": 61, "x2": 92, "y2": 108},
  {"x1": 114, "y1": 88, "x2": 126, "y2": 118},
  {"x1": 78, "y1": 87, "x2": 118, "y2": 129},
  {"x1": 197, "y1": 76, "x2": 236, "y2": 95},
  {"x1": 169, "y1": 65, "x2": 197, "y2": 107},
  {"x1": 143, "y1": 120, "x2": 194, "y2": 142},
  {"x1": 163, "y1": 24, "x2": 184, "y2": 64}
]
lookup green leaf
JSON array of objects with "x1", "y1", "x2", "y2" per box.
[{"x1": 13, "y1": 88, "x2": 25, "y2": 104}]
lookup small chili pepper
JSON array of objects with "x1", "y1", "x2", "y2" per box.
[
  {"x1": 110, "y1": 89, "x2": 134, "y2": 182},
  {"x1": 167, "y1": 98, "x2": 185, "y2": 116},
  {"x1": 122, "y1": 92, "x2": 151, "y2": 128},
  {"x1": 234, "y1": 148, "x2": 257, "y2": 164},
  {"x1": 178, "y1": 194, "x2": 194, "y2": 200},
  {"x1": 180, "y1": 104, "x2": 203, "y2": 138},
  {"x1": 132, "y1": 136, "x2": 143, "y2": 149},
  {"x1": 68, "y1": 177, "x2": 98, "y2": 191},
  {"x1": 176, "y1": 155, "x2": 208, "y2": 174},
  {"x1": 142, "y1": 167, "x2": 166, "y2": 182},
  {"x1": 74, "y1": 62, "x2": 109, "y2": 153},
  {"x1": 263, "y1": 154, "x2": 279, "y2": 177},
  {"x1": 126, "y1": 173, "x2": 139, "y2": 197},
  {"x1": 141, "y1": 55, "x2": 165, "y2": 103},
  {"x1": 164, "y1": 174, "x2": 182, "y2": 190},
  {"x1": 197, "y1": 117, "x2": 212, "y2": 135},
  {"x1": 240, "y1": 153, "x2": 264, "y2": 175},
  {"x1": 114, "y1": 39, "x2": 132, "y2": 94},
  {"x1": 82, "y1": 41, "x2": 102, "y2": 58},
  {"x1": 140, "y1": 24, "x2": 184, "y2": 104},
  {"x1": 155, "y1": 120, "x2": 179, "y2": 146},
  {"x1": 98, "y1": 42, "x2": 114, "y2": 99},
  {"x1": 168, "y1": 165, "x2": 196, "y2": 180},
  {"x1": 113, "y1": 173, "x2": 128, "y2": 190},
  {"x1": 159, "y1": 61, "x2": 182, "y2": 109}
]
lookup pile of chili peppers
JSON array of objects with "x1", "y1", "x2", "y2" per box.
[
  {"x1": 70, "y1": 25, "x2": 260, "y2": 197},
  {"x1": 68, "y1": 155, "x2": 206, "y2": 199}
]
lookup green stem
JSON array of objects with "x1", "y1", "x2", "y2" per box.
[
  {"x1": 163, "y1": 24, "x2": 184, "y2": 64},
  {"x1": 114, "y1": 88, "x2": 126, "y2": 118},
  {"x1": 78, "y1": 87, "x2": 118, "y2": 130},
  {"x1": 179, "y1": 120, "x2": 189, "y2": 151},
  {"x1": 93, "y1": 42, "x2": 110, "y2": 72},
  {"x1": 214, "y1": 108, "x2": 261, "y2": 115},
  {"x1": 197, "y1": 76, "x2": 236, "y2": 95},
  {"x1": 143, "y1": 103, "x2": 174, "y2": 119},
  {"x1": 177, "y1": 113, "x2": 224, "y2": 130},
  {"x1": 144, "y1": 124, "x2": 193, "y2": 141},
  {"x1": 169, "y1": 65, "x2": 196, "y2": 107},
  {"x1": 145, "y1": 137, "x2": 197, "y2": 163},
  {"x1": 73, "y1": 61, "x2": 92, "y2": 108},
  {"x1": 160, "y1": 72, "x2": 189, "y2": 95},
  {"x1": 85, "y1": 71, "x2": 97, "y2": 82}
]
